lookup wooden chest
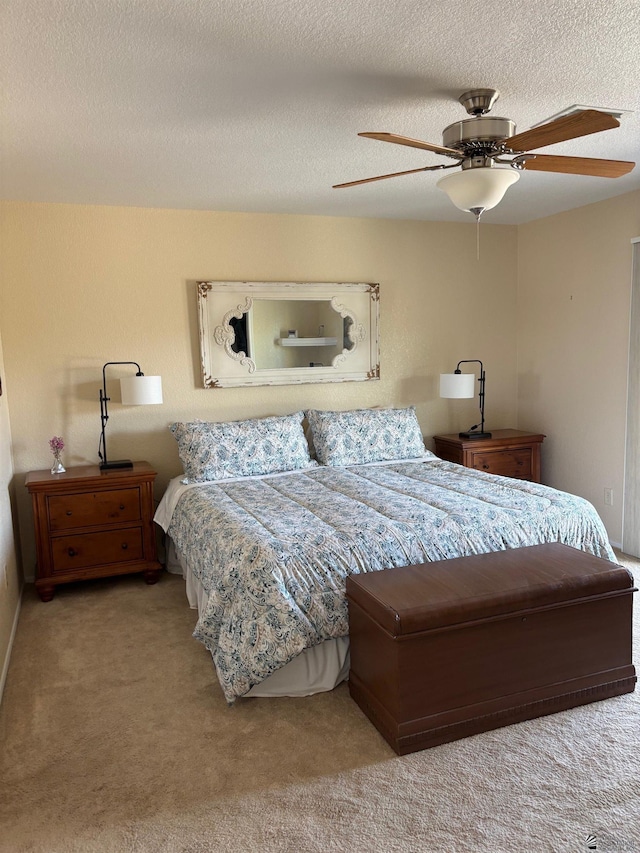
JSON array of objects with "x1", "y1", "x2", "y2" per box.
[{"x1": 346, "y1": 543, "x2": 636, "y2": 755}]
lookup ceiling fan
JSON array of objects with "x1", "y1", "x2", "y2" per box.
[{"x1": 333, "y1": 89, "x2": 635, "y2": 219}]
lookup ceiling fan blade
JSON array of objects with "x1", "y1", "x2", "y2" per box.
[
  {"x1": 505, "y1": 110, "x2": 620, "y2": 153},
  {"x1": 521, "y1": 154, "x2": 635, "y2": 178},
  {"x1": 333, "y1": 165, "x2": 437, "y2": 188},
  {"x1": 359, "y1": 132, "x2": 462, "y2": 158}
]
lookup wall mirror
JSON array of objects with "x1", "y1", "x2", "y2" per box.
[{"x1": 197, "y1": 281, "x2": 380, "y2": 387}]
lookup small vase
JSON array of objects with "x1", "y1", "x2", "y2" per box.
[{"x1": 51, "y1": 457, "x2": 65, "y2": 475}]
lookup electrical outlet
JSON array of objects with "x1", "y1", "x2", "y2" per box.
[{"x1": 604, "y1": 488, "x2": 613, "y2": 507}]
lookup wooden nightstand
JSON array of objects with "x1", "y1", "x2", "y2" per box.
[
  {"x1": 25, "y1": 461, "x2": 162, "y2": 601},
  {"x1": 433, "y1": 429, "x2": 545, "y2": 483}
]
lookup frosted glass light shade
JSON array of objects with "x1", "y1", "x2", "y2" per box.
[
  {"x1": 120, "y1": 374, "x2": 163, "y2": 405},
  {"x1": 440, "y1": 373, "x2": 475, "y2": 399},
  {"x1": 436, "y1": 167, "x2": 519, "y2": 213}
]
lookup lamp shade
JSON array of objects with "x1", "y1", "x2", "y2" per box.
[
  {"x1": 440, "y1": 372, "x2": 475, "y2": 399},
  {"x1": 120, "y1": 374, "x2": 163, "y2": 406},
  {"x1": 436, "y1": 167, "x2": 519, "y2": 213}
]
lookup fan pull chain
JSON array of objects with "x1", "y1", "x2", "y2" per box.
[{"x1": 470, "y1": 206, "x2": 484, "y2": 261}]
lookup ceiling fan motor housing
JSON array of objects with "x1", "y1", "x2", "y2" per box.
[{"x1": 442, "y1": 116, "x2": 516, "y2": 155}]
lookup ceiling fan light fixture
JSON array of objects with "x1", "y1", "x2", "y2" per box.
[{"x1": 436, "y1": 167, "x2": 520, "y2": 216}]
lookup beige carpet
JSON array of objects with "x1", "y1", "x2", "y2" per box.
[{"x1": 1, "y1": 553, "x2": 639, "y2": 853}]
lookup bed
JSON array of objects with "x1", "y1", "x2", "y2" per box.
[{"x1": 153, "y1": 407, "x2": 615, "y2": 704}]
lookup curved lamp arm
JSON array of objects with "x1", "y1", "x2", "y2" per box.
[
  {"x1": 99, "y1": 362, "x2": 162, "y2": 470},
  {"x1": 440, "y1": 359, "x2": 491, "y2": 440}
]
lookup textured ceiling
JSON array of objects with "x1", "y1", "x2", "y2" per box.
[{"x1": 2, "y1": 0, "x2": 640, "y2": 224}]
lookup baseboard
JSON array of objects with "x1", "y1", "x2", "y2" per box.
[{"x1": 0, "y1": 584, "x2": 23, "y2": 707}]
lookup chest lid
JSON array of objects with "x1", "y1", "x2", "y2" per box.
[{"x1": 345, "y1": 543, "x2": 634, "y2": 637}]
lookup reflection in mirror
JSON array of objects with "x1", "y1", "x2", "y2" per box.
[
  {"x1": 197, "y1": 281, "x2": 380, "y2": 388},
  {"x1": 250, "y1": 299, "x2": 348, "y2": 369},
  {"x1": 230, "y1": 315, "x2": 249, "y2": 356},
  {"x1": 343, "y1": 318, "x2": 355, "y2": 351}
]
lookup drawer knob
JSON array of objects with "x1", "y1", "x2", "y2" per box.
[
  {"x1": 121, "y1": 542, "x2": 128, "y2": 550},
  {"x1": 483, "y1": 464, "x2": 489, "y2": 470},
  {"x1": 68, "y1": 548, "x2": 77, "y2": 557},
  {"x1": 119, "y1": 504, "x2": 125, "y2": 510},
  {"x1": 66, "y1": 511, "x2": 72, "y2": 516}
]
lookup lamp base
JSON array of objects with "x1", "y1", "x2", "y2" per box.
[
  {"x1": 458, "y1": 431, "x2": 492, "y2": 440},
  {"x1": 99, "y1": 459, "x2": 134, "y2": 470}
]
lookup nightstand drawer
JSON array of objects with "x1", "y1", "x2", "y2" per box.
[
  {"x1": 472, "y1": 449, "x2": 532, "y2": 480},
  {"x1": 48, "y1": 488, "x2": 142, "y2": 531},
  {"x1": 51, "y1": 528, "x2": 144, "y2": 573}
]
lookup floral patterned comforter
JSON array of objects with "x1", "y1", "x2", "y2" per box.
[{"x1": 164, "y1": 459, "x2": 615, "y2": 703}]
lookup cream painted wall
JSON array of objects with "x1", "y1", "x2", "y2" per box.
[
  {"x1": 517, "y1": 190, "x2": 640, "y2": 546},
  {"x1": 0, "y1": 202, "x2": 519, "y2": 581},
  {"x1": 0, "y1": 329, "x2": 22, "y2": 699}
]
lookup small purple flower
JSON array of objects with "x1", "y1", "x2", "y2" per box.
[{"x1": 49, "y1": 436, "x2": 65, "y2": 456}]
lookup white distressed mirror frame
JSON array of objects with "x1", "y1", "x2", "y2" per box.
[{"x1": 197, "y1": 281, "x2": 380, "y2": 388}]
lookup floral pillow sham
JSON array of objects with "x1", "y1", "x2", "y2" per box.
[
  {"x1": 305, "y1": 406, "x2": 432, "y2": 466},
  {"x1": 170, "y1": 412, "x2": 317, "y2": 483}
]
